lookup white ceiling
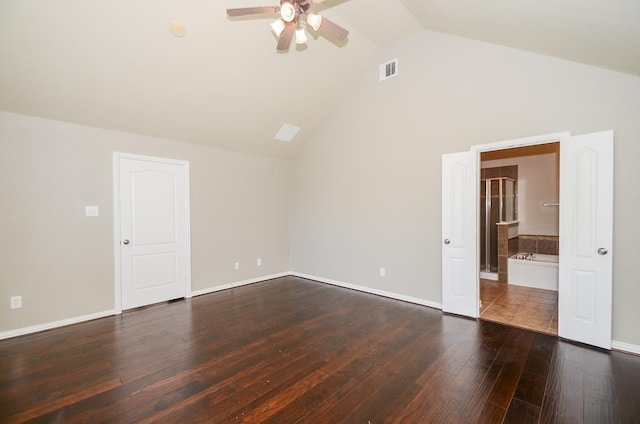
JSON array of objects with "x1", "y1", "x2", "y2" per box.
[{"x1": 1, "y1": 0, "x2": 638, "y2": 158}]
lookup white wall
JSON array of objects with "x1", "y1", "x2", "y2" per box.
[
  {"x1": 0, "y1": 112, "x2": 290, "y2": 333},
  {"x1": 482, "y1": 150, "x2": 560, "y2": 236},
  {"x1": 290, "y1": 30, "x2": 640, "y2": 346}
]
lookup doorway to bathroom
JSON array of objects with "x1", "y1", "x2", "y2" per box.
[
  {"x1": 442, "y1": 130, "x2": 613, "y2": 349},
  {"x1": 477, "y1": 143, "x2": 560, "y2": 336}
]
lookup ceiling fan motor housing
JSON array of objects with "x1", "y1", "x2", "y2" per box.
[{"x1": 280, "y1": 2, "x2": 297, "y2": 22}]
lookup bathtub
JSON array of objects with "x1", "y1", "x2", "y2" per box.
[{"x1": 508, "y1": 253, "x2": 558, "y2": 291}]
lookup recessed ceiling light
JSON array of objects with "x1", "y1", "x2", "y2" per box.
[{"x1": 170, "y1": 21, "x2": 186, "y2": 37}]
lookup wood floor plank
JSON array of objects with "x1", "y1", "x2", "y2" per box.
[
  {"x1": 288, "y1": 313, "x2": 441, "y2": 422},
  {"x1": 462, "y1": 359, "x2": 506, "y2": 421},
  {"x1": 513, "y1": 371, "x2": 547, "y2": 407},
  {"x1": 476, "y1": 401, "x2": 507, "y2": 424},
  {"x1": 1, "y1": 276, "x2": 639, "y2": 423},
  {"x1": 310, "y1": 321, "x2": 443, "y2": 422},
  {"x1": 7, "y1": 378, "x2": 122, "y2": 423},
  {"x1": 503, "y1": 398, "x2": 541, "y2": 424},
  {"x1": 611, "y1": 352, "x2": 640, "y2": 424},
  {"x1": 270, "y1": 314, "x2": 438, "y2": 423},
  {"x1": 161, "y1": 306, "x2": 416, "y2": 423},
  {"x1": 555, "y1": 356, "x2": 585, "y2": 424},
  {"x1": 486, "y1": 329, "x2": 535, "y2": 409}
]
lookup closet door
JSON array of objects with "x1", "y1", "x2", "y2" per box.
[{"x1": 115, "y1": 153, "x2": 191, "y2": 311}]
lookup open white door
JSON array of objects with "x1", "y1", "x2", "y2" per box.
[
  {"x1": 442, "y1": 151, "x2": 478, "y2": 317},
  {"x1": 116, "y1": 154, "x2": 191, "y2": 310},
  {"x1": 559, "y1": 131, "x2": 613, "y2": 349}
]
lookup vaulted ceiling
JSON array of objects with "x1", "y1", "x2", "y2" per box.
[{"x1": 1, "y1": 0, "x2": 638, "y2": 158}]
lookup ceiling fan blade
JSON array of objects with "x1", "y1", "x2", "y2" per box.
[
  {"x1": 227, "y1": 6, "x2": 279, "y2": 17},
  {"x1": 318, "y1": 17, "x2": 349, "y2": 41},
  {"x1": 277, "y1": 24, "x2": 295, "y2": 51}
]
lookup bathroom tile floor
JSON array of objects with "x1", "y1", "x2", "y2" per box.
[{"x1": 479, "y1": 279, "x2": 558, "y2": 336}]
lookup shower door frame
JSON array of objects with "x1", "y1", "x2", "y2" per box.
[{"x1": 481, "y1": 176, "x2": 516, "y2": 273}]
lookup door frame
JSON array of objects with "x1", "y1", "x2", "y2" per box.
[
  {"x1": 113, "y1": 152, "x2": 192, "y2": 314},
  {"x1": 470, "y1": 131, "x2": 570, "y2": 321}
]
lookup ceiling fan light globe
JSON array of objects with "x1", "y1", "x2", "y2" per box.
[
  {"x1": 280, "y1": 2, "x2": 296, "y2": 23},
  {"x1": 271, "y1": 19, "x2": 286, "y2": 37},
  {"x1": 306, "y1": 13, "x2": 322, "y2": 31},
  {"x1": 295, "y1": 27, "x2": 308, "y2": 44}
]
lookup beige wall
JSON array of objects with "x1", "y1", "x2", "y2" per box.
[
  {"x1": 2, "y1": 29, "x2": 640, "y2": 348},
  {"x1": 0, "y1": 111, "x2": 290, "y2": 333},
  {"x1": 482, "y1": 150, "x2": 560, "y2": 236},
  {"x1": 290, "y1": 30, "x2": 640, "y2": 346}
]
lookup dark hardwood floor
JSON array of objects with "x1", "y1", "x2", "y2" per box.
[{"x1": 1, "y1": 276, "x2": 639, "y2": 423}]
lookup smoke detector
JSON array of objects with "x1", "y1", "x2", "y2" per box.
[{"x1": 170, "y1": 21, "x2": 186, "y2": 37}]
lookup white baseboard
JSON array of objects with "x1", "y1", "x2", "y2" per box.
[
  {"x1": 612, "y1": 340, "x2": 640, "y2": 356},
  {"x1": 0, "y1": 273, "x2": 291, "y2": 341},
  {"x1": 2, "y1": 275, "x2": 633, "y2": 355},
  {"x1": 191, "y1": 272, "x2": 291, "y2": 297},
  {"x1": 291, "y1": 272, "x2": 442, "y2": 310},
  {"x1": 0, "y1": 310, "x2": 116, "y2": 341}
]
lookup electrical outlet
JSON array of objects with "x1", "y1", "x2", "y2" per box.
[
  {"x1": 10, "y1": 296, "x2": 22, "y2": 309},
  {"x1": 234, "y1": 262, "x2": 240, "y2": 270},
  {"x1": 379, "y1": 267, "x2": 386, "y2": 277},
  {"x1": 257, "y1": 258, "x2": 262, "y2": 266}
]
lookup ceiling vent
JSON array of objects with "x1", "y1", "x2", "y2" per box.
[{"x1": 380, "y1": 58, "x2": 398, "y2": 81}]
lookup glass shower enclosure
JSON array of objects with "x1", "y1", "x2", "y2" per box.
[{"x1": 480, "y1": 177, "x2": 516, "y2": 273}]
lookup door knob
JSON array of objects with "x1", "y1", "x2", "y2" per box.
[
  {"x1": 444, "y1": 239, "x2": 451, "y2": 245},
  {"x1": 597, "y1": 247, "x2": 608, "y2": 255},
  {"x1": 123, "y1": 239, "x2": 130, "y2": 245}
]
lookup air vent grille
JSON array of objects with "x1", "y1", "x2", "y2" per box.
[{"x1": 380, "y1": 58, "x2": 398, "y2": 81}]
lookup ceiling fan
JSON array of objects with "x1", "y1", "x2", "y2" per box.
[{"x1": 227, "y1": 0, "x2": 349, "y2": 51}]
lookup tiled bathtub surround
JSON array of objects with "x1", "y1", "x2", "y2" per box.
[{"x1": 519, "y1": 235, "x2": 559, "y2": 255}]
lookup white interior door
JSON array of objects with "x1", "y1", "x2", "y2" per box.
[
  {"x1": 442, "y1": 151, "x2": 478, "y2": 317},
  {"x1": 117, "y1": 155, "x2": 190, "y2": 310},
  {"x1": 559, "y1": 131, "x2": 613, "y2": 349}
]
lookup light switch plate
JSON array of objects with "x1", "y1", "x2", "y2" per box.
[
  {"x1": 85, "y1": 206, "x2": 99, "y2": 217},
  {"x1": 10, "y1": 296, "x2": 22, "y2": 309}
]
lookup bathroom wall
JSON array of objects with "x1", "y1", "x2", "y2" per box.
[{"x1": 482, "y1": 144, "x2": 560, "y2": 236}]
